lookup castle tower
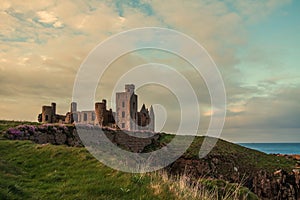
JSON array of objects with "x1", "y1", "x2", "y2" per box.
[
  {"x1": 95, "y1": 99, "x2": 106, "y2": 126},
  {"x1": 125, "y1": 84, "x2": 135, "y2": 94},
  {"x1": 116, "y1": 84, "x2": 138, "y2": 130},
  {"x1": 51, "y1": 102, "x2": 56, "y2": 115},
  {"x1": 149, "y1": 105, "x2": 155, "y2": 132},
  {"x1": 41, "y1": 104, "x2": 54, "y2": 123},
  {"x1": 137, "y1": 104, "x2": 149, "y2": 130},
  {"x1": 68, "y1": 102, "x2": 78, "y2": 123},
  {"x1": 71, "y1": 102, "x2": 77, "y2": 113}
]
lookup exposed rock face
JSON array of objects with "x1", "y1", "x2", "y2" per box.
[
  {"x1": 113, "y1": 131, "x2": 160, "y2": 153},
  {"x1": 167, "y1": 156, "x2": 300, "y2": 200},
  {"x1": 3, "y1": 125, "x2": 160, "y2": 153},
  {"x1": 4, "y1": 124, "x2": 82, "y2": 147}
]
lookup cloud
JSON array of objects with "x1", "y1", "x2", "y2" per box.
[
  {"x1": 0, "y1": 0, "x2": 298, "y2": 142},
  {"x1": 36, "y1": 11, "x2": 60, "y2": 24},
  {"x1": 225, "y1": 83, "x2": 300, "y2": 129}
]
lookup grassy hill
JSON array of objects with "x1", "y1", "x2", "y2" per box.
[
  {"x1": 145, "y1": 134, "x2": 296, "y2": 172},
  {"x1": 0, "y1": 139, "x2": 173, "y2": 200},
  {"x1": 1, "y1": 121, "x2": 297, "y2": 199},
  {"x1": 0, "y1": 139, "x2": 259, "y2": 200}
]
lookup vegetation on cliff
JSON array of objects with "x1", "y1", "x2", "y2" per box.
[
  {"x1": 0, "y1": 139, "x2": 257, "y2": 200},
  {"x1": 1, "y1": 121, "x2": 298, "y2": 199}
]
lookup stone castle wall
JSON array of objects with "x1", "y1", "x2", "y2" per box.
[{"x1": 38, "y1": 84, "x2": 155, "y2": 131}]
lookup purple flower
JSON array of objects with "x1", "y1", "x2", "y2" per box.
[
  {"x1": 16, "y1": 125, "x2": 36, "y2": 132},
  {"x1": 27, "y1": 125, "x2": 36, "y2": 132},
  {"x1": 8, "y1": 128, "x2": 22, "y2": 136}
]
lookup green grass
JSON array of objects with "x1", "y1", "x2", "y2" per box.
[
  {"x1": 0, "y1": 139, "x2": 258, "y2": 200},
  {"x1": 148, "y1": 134, "x2": 296, "y2": 173},
  {"x1": 0, "y1": 120, "x2": 40, "y2": 132},
  {"x1": 0, "y1": 140, "x2": 175, "y2": 200},
  {"x1": 152, "y1": 171, "x2": 259, "y2": 200},
  {"x1": 0, "y1": 120, "x2": 294, "y2": 199},
  {"x1": 184, "y1": 136, "x2": 296, "y2": 172}
]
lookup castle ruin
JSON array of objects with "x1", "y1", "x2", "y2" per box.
[
  {"x1": 37, "y1": 103, "x2": 66, "y2": 123},
  {"x1": 38, "y1": 84, "x2": 155, "y2": 132}
]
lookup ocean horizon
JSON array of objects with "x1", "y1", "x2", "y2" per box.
[{"x1": 238, "y1": 143, "x2": 300, "y2": 155}]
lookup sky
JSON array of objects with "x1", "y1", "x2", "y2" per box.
[{"x1": 0, "y1": 0, "x2": 299, "y2": 142}]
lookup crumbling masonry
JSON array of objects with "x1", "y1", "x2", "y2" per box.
[{"x1": 38, "y1": 84, "x2": 155, "y2": 131}]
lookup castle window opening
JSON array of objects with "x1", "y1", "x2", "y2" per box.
[
  {"x1": 84, "y1": 113, "x2": 87, "y2": 121},
  {"x1": 122, "y1": 111, "x2": 125, "y2": 118},
  {"x1": 122, "y1": 101, "x2": 125, "y2": 107},
  {"x1": 122, "y1": 123, "x2": 125, "y2": 128},
  {"x1": 45, "y1": 115, "x2": 48, "y2": 121}
]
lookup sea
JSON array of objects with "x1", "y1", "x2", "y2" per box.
[{"x1": 238, "y1": 143, "x2": 300, "y2": 155}]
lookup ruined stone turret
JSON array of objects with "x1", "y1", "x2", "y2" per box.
[
  {"x1": 115, "y1": 84, "x2": 155, "y2": 131},
  {"x1": 41, "y1": 105, "x2": 53, "y2": 123},
  {"x1": 149, "y1": 105, "x2": 155, "y2": 132},
  {"x1": 39, "y1": 102, "x2": 65, "y2": 123},
  {"x1": 71, "y1": 102, "x2": 77, "y2": 113},
  {"x1": 95, "y1": 99, "x2": 106, "y2": 126}
]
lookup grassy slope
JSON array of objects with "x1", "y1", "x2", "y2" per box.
[
  {"x1": 0, "y1": 139, "x2": 178, "y2": 200},
  {"x1": 1, "y1": 121, "x2": 293, "y2": 199},
  {"x1": 0, "y1": 139, "x2": 260, "y2": 200},
  {"x1": 188, "y1": 136, "x2": 296, "y2": 172},
  {"x1": 151, "y1": 134, "x2": 296, "y2": 172}
]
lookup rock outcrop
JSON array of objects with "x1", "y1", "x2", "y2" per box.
[
  {"x1": 167, "y1": 155, "x2": 300, "y2": 200},
  {"x1": 4, "y1": 124, "x2": 82, "y2": 147}
]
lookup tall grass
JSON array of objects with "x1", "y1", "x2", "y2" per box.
[{"x1": 149, "y1": 170, "x2": 258, "y2": 200}]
